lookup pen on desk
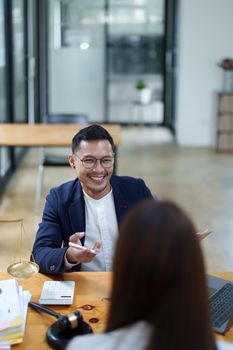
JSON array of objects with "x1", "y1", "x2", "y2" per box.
[
  {"x1": 68, "y1": 242, "x2": 98, "y2": 254},
  {"x1": 196, "y1": 228, "x2": 212, "y2": 236},
  {"x1": 196, "y1": 228, "x2": 212, "y2": 241}
]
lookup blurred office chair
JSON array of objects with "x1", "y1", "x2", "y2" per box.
[{"x1": 34, "y1": 114, "x2": 88, "y2": 213}]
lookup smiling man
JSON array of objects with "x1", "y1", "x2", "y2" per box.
[{"x1": 32, "y1": 125, "x2": 153, "y2": 274}]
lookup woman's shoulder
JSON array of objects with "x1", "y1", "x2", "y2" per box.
[
  {"x1": 67, "y1": 321, "x2": 152, "y2": 350},
  {"x1": 216, "y1": 340, "x2": 233, "y2": 350}
]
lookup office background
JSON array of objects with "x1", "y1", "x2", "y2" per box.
[{"x1": 1, "y1": 0, "x2": 233, "y2": 272}]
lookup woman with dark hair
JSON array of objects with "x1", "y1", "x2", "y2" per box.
[{"x1": 67, "y1": 200, "x2": 229, "y2": 350}]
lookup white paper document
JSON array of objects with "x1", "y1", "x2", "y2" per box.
[{"x1": 0, "y1": 279, "x2": 31, "y2": 346}]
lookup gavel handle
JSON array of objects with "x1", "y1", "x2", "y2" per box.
[{"x1": 29, "y1": 301, "x2": 62, "y2": 319}]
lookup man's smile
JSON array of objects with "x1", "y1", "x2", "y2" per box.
[{"x1": 88, "y1": 175, "x2": 106, "y2": 183}]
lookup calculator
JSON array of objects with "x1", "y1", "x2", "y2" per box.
[{"x1": 39, "y1": 281, "x2": 75, "y2": 305}]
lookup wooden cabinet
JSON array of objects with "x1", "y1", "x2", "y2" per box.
[{"x1": 217, "y1": 93, "x2": 233, "y2": 151}]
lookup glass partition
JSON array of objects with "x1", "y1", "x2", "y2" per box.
[
  {"x1": 12, "y1": 0, "x2": 27, "y2": 161},
  {"x1": 46, "y1": 0, "x2": 165, "y2": 124},
  {"x1": 0, "y1": 0, "x2": 11, "y2": 181},
  {"x1": 48, "y1": 0, "x2": 106, "y2": 122},
  {"x1": 107, "y1": 0, "x2": 165, "y2": 123},
  {"x1": 12, "y1": 0, "x2": 27, "y2": 123}
]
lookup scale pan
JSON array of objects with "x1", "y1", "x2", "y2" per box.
[{"x1": 7, "y1": 261, "x2": 39, "y2": 279}]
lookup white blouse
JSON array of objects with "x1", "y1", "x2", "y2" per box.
[
  {"x1": 66, "y1": 321, "x2": 152, "y2": 350},
  {"x1": 66, "y1": 320, "x2": 233, "y2": 350}
]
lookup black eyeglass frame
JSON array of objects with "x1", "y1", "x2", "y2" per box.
[{"x1": 74, "y1": 154, "x2": 115, "y2": 169}]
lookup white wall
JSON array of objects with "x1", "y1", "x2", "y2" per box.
[{"x1": 176, "y1": 0, "x2": 233, "y2": 146}]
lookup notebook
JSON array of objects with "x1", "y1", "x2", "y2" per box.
[{"x1": 207, "y1": 275, "x2": 233, "y2": 334}]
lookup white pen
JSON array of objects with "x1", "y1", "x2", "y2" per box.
[
  {"x1": 68, "y1": 242, "x2": 99, "y2": 254},
  {"x1": 196, "y1": 228, "x2": 212, "y2": 241},
  {"x1": 196, "y1": 228, "x2": 212, "y2": 236}
]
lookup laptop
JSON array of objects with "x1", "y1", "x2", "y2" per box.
[{"x1": 207, "y1": 275, "x2": 233, "y2": 334}]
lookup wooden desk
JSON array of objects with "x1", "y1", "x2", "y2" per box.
[
  {"x1": 0, "y1": 272, "x2": 112, "y2": 350},
  {"x1": 0, "y1": 123, "x2": 121, "y2": 147},
  {"x1": 0, "y1": 271, "x2": 232, "y2": 349}
]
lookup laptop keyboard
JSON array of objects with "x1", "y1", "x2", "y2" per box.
[{"x1": 209, "y1": 283, "x2": 233, "y2": 331}]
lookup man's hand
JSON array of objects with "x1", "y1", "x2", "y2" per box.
[{"x1": 66, "y1": 232, "x2": 101, "y2": 264}]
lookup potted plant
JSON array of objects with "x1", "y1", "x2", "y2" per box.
[
  {"x1": 136, "y1": 80, "x2": 146, "y2": 90},
  {"x1": 135, "y1": 80, "x2": 151, "y2": 104}
]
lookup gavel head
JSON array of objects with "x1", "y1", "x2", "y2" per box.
[{"x1": 46, "y1": 311, "x2": 93, "y2": 350}]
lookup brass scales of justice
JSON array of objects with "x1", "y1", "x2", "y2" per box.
[{"x1": 0, "y1": 218, "x2": 39, "y2": 278}]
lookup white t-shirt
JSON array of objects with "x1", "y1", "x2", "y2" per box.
[
  {"x1": 81, "y1": 189, "x2": 118, "y2": 271},
  {"x1": 64, "y1": 188, "x2": 118, "y2": 271}
]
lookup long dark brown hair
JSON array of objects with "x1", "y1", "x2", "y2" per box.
[{"x1": 106, "y1": 200, "x2": 216, "y2": 350}]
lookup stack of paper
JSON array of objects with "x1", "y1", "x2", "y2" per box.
[{"x1": 0, "y1": 279, "x2": 31, "y2": 347}]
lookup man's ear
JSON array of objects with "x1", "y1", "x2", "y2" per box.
[{"x1": 68, "y1": 154, "x2": 75, "y2": 168}]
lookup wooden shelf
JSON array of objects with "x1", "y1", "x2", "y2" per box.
[{"x1": 217, "y1": 93, "x2": 233, "y2": 152}]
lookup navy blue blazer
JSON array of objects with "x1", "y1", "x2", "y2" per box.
[{"x1": 32, "y1": 175, "x2": 153, "y2": 274}]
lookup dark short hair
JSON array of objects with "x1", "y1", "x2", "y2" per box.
[{"x1": 71, "y1": 124, "x2": 115, "y2": 153}]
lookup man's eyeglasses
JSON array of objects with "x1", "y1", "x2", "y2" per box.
[{"x1": 75, "y1": 154, "x2": 114, "y2": 169}]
